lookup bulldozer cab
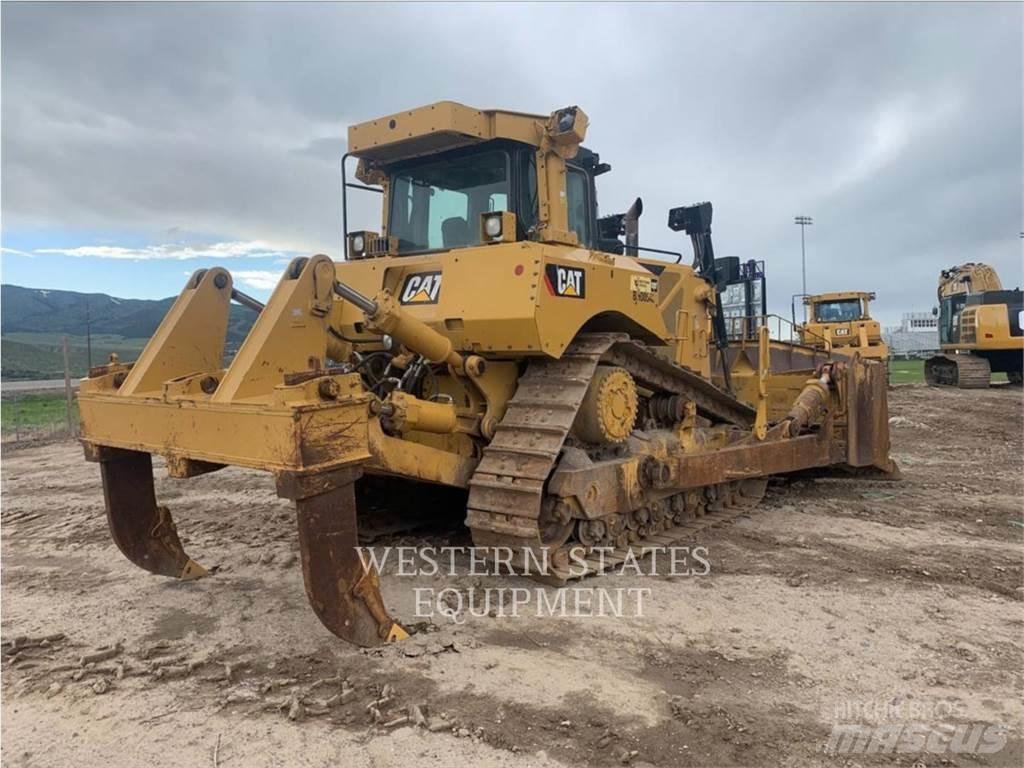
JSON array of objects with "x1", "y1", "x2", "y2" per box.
[
  {"x1": 806, "y1": 291, "x2": 871, "y2": 324},
  {"x1": 380, "y1": 142, "x2": 602, "y2": 252},
  {"x1": 799, "y1": 291, "x2": 887, "y2": 362},
  {"x1": 344, "y1": 103, "x2": 629, "y2": 260}
]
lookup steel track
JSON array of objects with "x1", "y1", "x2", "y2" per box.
[
  {"x1": 465, "y1": 333, "x2": 763, "y2": 582},
  {"x1": 925, "y1": 353, "x2": 991, "y2": 389}
]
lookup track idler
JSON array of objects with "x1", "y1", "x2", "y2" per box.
[
  {"x1": 276, "y1": 467, "x2": 408, "y2": 647},
  {"x1": 94, "y1": 448, "x2": 207, "y2": 580}
]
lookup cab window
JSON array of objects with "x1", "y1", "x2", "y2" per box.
[
  {"x1": 389, "y1": 150, "x2": 509, "y2": 253},
  {"x1": 814, "y1": 299, "x2": 862, "y2": 323},
  {"x1": 939, "y1": 295, "x2": 966, "y2": 344},
  {"x1": 518, "y1": 153, "x2": 538, "y2": 236},
  {"x1": 566, "y1": 167, "x2": 591, "y2": 247}
]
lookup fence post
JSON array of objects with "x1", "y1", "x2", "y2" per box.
[
  {"x1": 14, "y1": 393, "x2": 21, "y2": 443},
  {"x1": 63, "y1": 336, "x2": 75, "y2": 436}
]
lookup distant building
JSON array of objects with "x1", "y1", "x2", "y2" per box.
[{"x1": 884, "y1": 312, "x2": 940, "y2": 358}]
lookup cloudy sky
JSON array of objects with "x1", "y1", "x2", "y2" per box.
[{"x1": 2, "y1": 2, "x2": 1021, "y2": 326}]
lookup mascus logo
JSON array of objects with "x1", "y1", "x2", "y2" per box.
[
  {"x1": 400, "y1": 271, "x2": 442, "y2": 305},
  {"x1": 545, "y1": 265, "x2": 585, "y2": 299}
]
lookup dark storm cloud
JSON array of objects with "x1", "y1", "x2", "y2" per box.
[{"x1": 2, "y1": 2, "x2": 1021, "y2": 323}]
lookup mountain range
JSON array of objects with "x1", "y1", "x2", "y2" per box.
[{"x1": 1, "y1": 284, "x2": 256, "y2": 380}]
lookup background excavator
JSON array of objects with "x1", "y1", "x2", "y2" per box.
[
  {"x1": 76, "y1": 102, "x2": 896, "y2": 647},
  {"x1": 925, "y1": 263, "x2": 1023, "y2": 388}
]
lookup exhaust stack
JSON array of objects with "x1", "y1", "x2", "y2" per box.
[{"x1": 624, "y1": 197, "x2": 643, "y2": 256}]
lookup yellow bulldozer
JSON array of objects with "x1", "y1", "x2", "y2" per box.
[
  {"x1": 77, "y1": 102, "x2": 896, "y2": 647},
  {"x1": 925, "y1": 263, "x2": 1023, "y2": 388},
  {"x1": 798, "y1": 291, "x2": 889, "y2": 364}
]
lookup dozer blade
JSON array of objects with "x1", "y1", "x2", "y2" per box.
[
  {"x1": 280, "y1": 469, "x2": 408, "y2": 647},
  {"x1": 97, "y1": 448, "x2": 207, "y2": 580}
]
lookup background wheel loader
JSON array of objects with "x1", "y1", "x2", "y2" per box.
[
  {"x1": 77, "y1": 102, "x2": 897, "y2": 647},
  {"x1": 924, "y1": 263, "x2": 1024, "y2": 388}
]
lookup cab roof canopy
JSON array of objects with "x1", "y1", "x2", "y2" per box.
[
  {"x1": 805, "y1": 291, "x2": 876, "y2": 303},
  {"x1": 347, "y1": 101, "x2": 577, "y2": 165}
]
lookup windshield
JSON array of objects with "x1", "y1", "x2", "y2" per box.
[
  {"x1": 814, "y1": 299, "x2": 863, "y2": 323},
  {"x1": 389, "y1": 150, "x2": 509, "y2": 253}
]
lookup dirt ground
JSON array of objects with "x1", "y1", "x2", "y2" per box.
[{"x1": 2, "y1": 383, "x2": 1021, "y2": 767}]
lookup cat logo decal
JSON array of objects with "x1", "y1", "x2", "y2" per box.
[
  {"x1": 399, "y1": 271, "x2": 442, "y2": 305},
  {"x1": 544, "y1": 265, "x2": 586, "y2": 299}
]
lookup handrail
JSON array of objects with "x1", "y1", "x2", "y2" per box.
[{"x1": 724, "y1": 314, "x2": 833, "y2": 352}]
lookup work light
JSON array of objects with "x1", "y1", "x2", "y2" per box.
[
  {"x1": 347, "y1": 230, "x2": 378, "y2": 260},
  {"x1": 480, "y1": 212, "x2": 516, "y2": 244},
  {"x1": 484, "y1": 214, "x2": 503, "y2": 239}
]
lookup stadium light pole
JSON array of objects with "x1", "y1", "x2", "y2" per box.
[{"x1": 794, "y1": 215, "x2": 813, "y2": 319}]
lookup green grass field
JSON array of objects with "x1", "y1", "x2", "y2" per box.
[
  {"x1": 1, "y1": 392, "x2": 78, "y2": 430},
  {"x1": 1, "y1": 333, "x2": 149, "y2": 380},
  {"x1": 888, "y1": 359, "x2": 924, "y2": 384},
  {"x1": 888, "y1": 357, "x2": 1007, "y2": 384}
]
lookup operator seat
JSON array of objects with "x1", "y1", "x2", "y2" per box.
[{"x1": 441, "y1": 217, "x2": 470, "y2": 248}]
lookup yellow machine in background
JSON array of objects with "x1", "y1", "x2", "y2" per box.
[
  {"x1": 77, "y1": 101, "x2": 896, "y2": 647},
  {"x1": 798, "y1": 291, "x2": 889, "y2": 364},
  {"x1": 925, "y1": 263, "x2": 1023, "y2": 388}
]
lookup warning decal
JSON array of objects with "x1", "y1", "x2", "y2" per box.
[{"x1": 630, "y1": 274, "x2": 659, "y2": 304}]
